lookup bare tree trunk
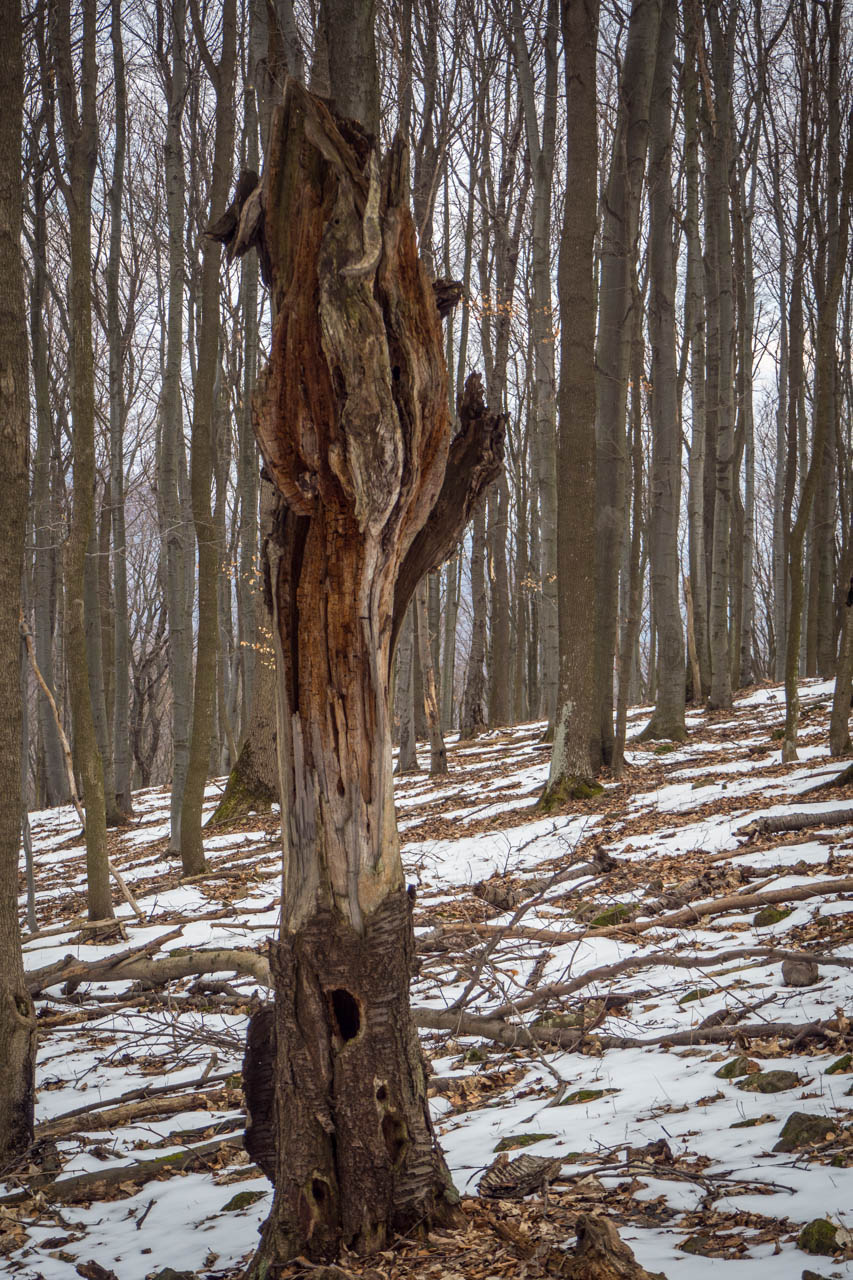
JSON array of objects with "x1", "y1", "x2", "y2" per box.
[
  {"x1": 614, "y1": 275, "x2": 645, "y2": 770},
  {"x1": 593, "y1": 0, "x2": 661, "y2": 764},
  {"x1": 84, "y1": 514, "x2": 119, "y2": 824},
  {"x1": 50, "y1": 0, "x2": 112, "y2": 921},
  {"x1": 440, "y1": 555, "x2": 459, "y2": 731},
  {"x1": 156, "y1": 0, "x2": 194, "y2": 853},
  {"x1": 108, "y1": 0, "x2": 131, "y2": 814},
  {"x1": 415, "y1": 581, "x2": 447, "y2": 775},
  {"x1": 639, "y1": 0, "x2": 685, "y2": 743},
  {"x1": 544, "y1": 0, "x2": 601, "y2": 803},
  {"x1": 231, "y1": 70, "x2": 501, "y2": 1266},
  {"x1": 460, "y1": 503, "x2": 488, "y2": 739},
  {"x1": 705, "y1": 1, "x2": 737, "y2": 711},
  {"x1": 30, "y1": 166, "x2": 69, "y2": 806},
  {"x1": 512, "y1": 0, "x2": 559, "y2": 727},
  {"x1": 179, "y1": 0, "x2": 237, "y2": 876},
  {"x1": 684, "y1": 16, "x2": 710, "y2": 697},
  {"x1": 785, "y1": 0, "x2": 852, "y2": 761},
  {"x1": 395, "y1": 603, "x2": 418, "y2": 773},
  {"x1": 0, "y1": 0, "x2": 37, "y2": 1162}
]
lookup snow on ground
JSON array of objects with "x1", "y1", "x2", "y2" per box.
[{"x1": 3, "y1": 676, "x2": 853, "y2": 1278}]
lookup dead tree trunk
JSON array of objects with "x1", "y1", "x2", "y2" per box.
[{"x1": 231, "y1": 81, "x2": 502, "y2": 1269}]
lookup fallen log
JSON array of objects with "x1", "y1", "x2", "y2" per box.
[
  {"x1": 429, "y1": 876, "x2": 853, "y2": 947},
  {"x1": 0, "y1": 1136, "x2": 246, "y2": 1206},
  {"x1": 741, "y1": 808, "x2": 853, "y2": 838},
  {"x1": 27, "y1": 941, "x2": 270, "y2": 996},
  {"x1": 414, "y1": 1006, "x2": 840, "y2": 1053}
]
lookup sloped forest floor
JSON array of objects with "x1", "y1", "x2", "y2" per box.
[{"x1": 3, "y1": 679, "x2": 853, "y2": 1280}]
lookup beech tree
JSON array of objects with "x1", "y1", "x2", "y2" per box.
[
  {"x1": 224, "y1": 3, "x2": 502, "y2": 1262},
  {"x1": 0, "y1": 0, "x2": 37, "y2": 1164}
]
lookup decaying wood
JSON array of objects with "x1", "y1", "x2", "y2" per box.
[
  {"x1": 558, "y1": 1213, "x2": 666, "y2": 1280},
  {"x1": 222, "y1": 77, "x2": 500, "y2": 1266},
  {"x1": 414, "y1": 1006, "x2": 841, "y2": 1053},
  {"x1": 741, "y1": 807, "x2": 853, "y2": 837}
]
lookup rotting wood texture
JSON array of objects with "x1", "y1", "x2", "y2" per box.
[{"x1": 226, "y1": 78, "x2": 503, "y2": 1268}]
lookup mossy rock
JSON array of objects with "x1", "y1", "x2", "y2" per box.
[
  {"x1": 590, "y1": 903, "x2": 635, "y2": 929},
  {"x1": 773, "y1": 1112, "x2": 837, "y2": 1152},
  {"x1": 715, "y1": 1055, "x2": 760, "y2": 1079},
  {"x1": 730, "y1": 1113, "x2": 775, "y2": 1128},
  {"x1": 653, "y1": 743, "x2": 678, "y2": 755},
  {"x1": 678, "y1": 987, "x2": 712, "y2": 1005},
  {"x1": 494, "y1": 1132, "x2": 557, "y2": 1152},
  {"x1": 798, "y1": 1219, "x2": 840, "y2": 1256},
  {"x1": 221, "y1": 1189, "x2": 267, "y2": 1212},
  {"x1": 753, "y1": 906, "x2": 792, "y2": 927},
  {"x1": 826, "y1": 1054, "x2": 852, "y2": 1075},
  {"x1": 770, "y1": 726, "x2": 785, "y2": 740},
  {"x1": 736, "y1": 1069, "x2": 801, "y2": 1094},
  {"x1": 679, "y1": 1234, "x2": 717, "y2": 1256},
  {"x1": 562, "y1": 1088, "x2": 614, "y2": 1104},
  {"x1": 463, "y1": 1046, "x2": 487, "y2": 1063}
]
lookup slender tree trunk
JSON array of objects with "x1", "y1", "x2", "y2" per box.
[
  {"x1": 684, "y1": 18, "x2": 710, "y2": 698},
  {"x1": 0, "y1": 0, "x2": 37, "y2": 1163},
  {"x1": 614, "y1": 275, "x2": 645, "y2": 769},
  {"x1": 460, "y1": 503, "x2": 488, "y2": 739},
  {"x1": 157, "y1": 0, "x2": 194, "y2": 853},
  {"x1": 784, "y1": 34, "x2": 853, "y2": 759},
  {"x1": 593, "y1": 0, "x2": 661, "y2": 764},
  {"x1": 84, "y1": 515, "x2": 119, "y2": 824},
  {"x1": 30, "y1": 170, "x2": 69, "y2": 806},
  {"x1": 512, "y1": 0, "x2": 559, "y2": 727},
  {"x1": 179, "y1": 0, "x2": 237, "y2": 876},
  {"x1": 440, "y1": 555, "x2": 459, "y2": 731},
  {"x1": 415, "y1": 581, "x2": 447, "y2": 775},
  {"x1": 640, "y1": 0, "x2": 685, "y2": 742},
  {"x1": 395, "y1": 603, "x2": 418, "y2": 773},
  {"x1": 705, "y1": 2, "x2": 737, "y2": 711},
  {"x1": 108, "y1": 0, "x2": 131, "y2": 814},
  {"x1": 50, "y1": 0, "x2": 113, "y2": 921},
  {"x1": 544, "y1": 0, "x2": 600, "y2": 802}
]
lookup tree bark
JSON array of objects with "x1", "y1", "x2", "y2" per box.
[
  {"x1": 50, "y1": 0, "x2": 113, "y2": 921},
  {"x1": 593, "y1": 0, "x2": 661, "y2": 764},
  {"x1": 108, "y1": 0, "x2": 132, "y2": 815},
  {"x1": 155, "y1": 0, "x2": 195, "y2": 854},
  {"x1": 30, "y1": 164, "x2": 69, "y2": 807},
  {"x1": 0, "y1": 0, "x2": 37, "y2": 1163},
  {"x1": 639, "y1": 0, "x2": 685, "y2": 743},
  {"x1": 460, "y1": 502, "x2": 488, "y2": 739},
  {"x1": 179, "y1": 0, "x2": 237, "y2": 875},
  {"x1": 228, "y1": 77, "x2": 500, "y2": 1267},
  {"x1": 543, "y1": 0, "x2": 600, "y2": 803},
  {"x1": 512, "y1": 0, "x2": 559, "y2": 727},
  {"x1": 415, "y1": 581, "x2": 447, "y2": 775},
  {"x1": 395, "y1": 603, "x2": 418, "y2": 773},
  {"x1": 704, "y1": 1, "x2": 737, "y2": 711}
]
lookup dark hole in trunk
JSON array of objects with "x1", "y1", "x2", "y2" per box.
[
  {"x1": 330, "y1": 987, "x2": 361, "y2": 1041},
  {"x1": 376, "y1": 1083, "x2": 388, "y2": 1102},
  {"x1": 382, "y1": 1112, "x2": 409, "y2": 1165}
]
